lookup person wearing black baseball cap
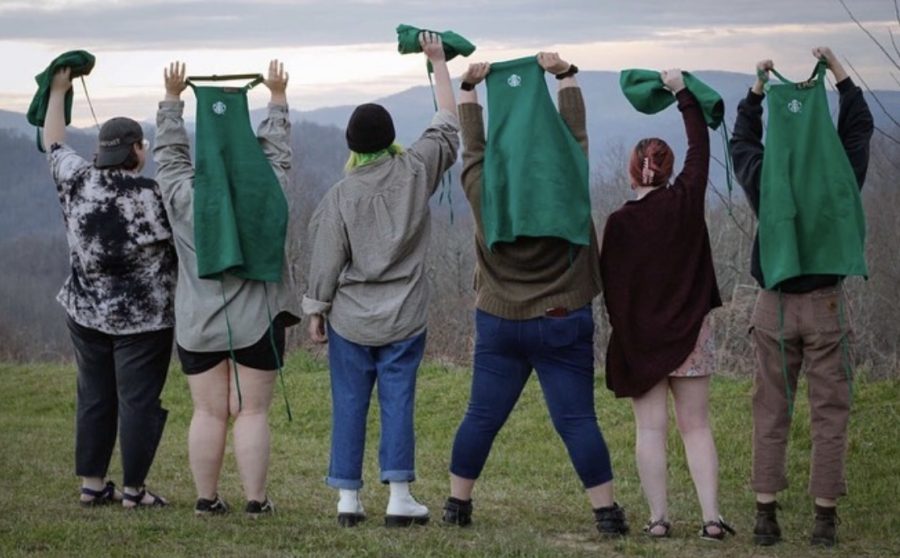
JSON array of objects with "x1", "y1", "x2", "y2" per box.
[
  {"x1": 42, "y1": 67, "x2": 177, "y2": 509},
  {"x1": 94, "y1": 116, "x2": 147, "y2": 170}
]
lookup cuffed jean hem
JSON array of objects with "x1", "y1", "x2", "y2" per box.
[
  {"x1": 326, "y1": 476, "x2": 363, "y2": 490},
  {"x1": 448, "y1": 465, "x2": 480, "y2": 481},
  {"x1": 582, "y1": 471, "x2": 615, "y2": 491},
  {"x1": 380, "y1": 470, "x2": 416, "y2": 484}
]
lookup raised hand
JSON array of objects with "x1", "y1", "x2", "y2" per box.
[
  {"x1": 812, "y1": 46, "x2": 848, "y2": 82},
  {"x1": 263, "y1": 59, "x2": 289, "y2": 106},
  {"x1": 264, "y1": 59, "x2": 289, "y2": 93},
  {"x1": 660, "y1": 68, "x2": 686, "y2": 94},
  {"x1": 164, "y1": 61, "x2": 187, "y2": 100},
  {"x1": 51, "y1": 67, "x2": 72, "y2": 93},
  {"x1": 753, "y1": 59, "x2": 774, "y2": 95},
  {"x1": 461, "y1": 62, "x2": 490, "y2": 86},
  {"x1": 537, "y1": 51, "x2": 570, "y2": 75},
  {"x1": 420, "y1": 31, "x2": 446, "y2": 63}
]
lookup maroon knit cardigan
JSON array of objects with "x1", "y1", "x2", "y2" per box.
[{"x1": 600, "y1": 89, "x2": 722, "y2": 398}]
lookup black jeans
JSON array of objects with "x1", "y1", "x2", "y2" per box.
[{"x1": 67, "y1": 317, "x2": 173, "y2": 487}]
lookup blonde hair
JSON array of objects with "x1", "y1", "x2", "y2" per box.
[{"x1": 344, "y1": 142, "x2": 405, "y2": 173}]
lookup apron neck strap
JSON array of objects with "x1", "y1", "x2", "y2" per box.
[
  {"x1": 186, "y1": 73, "x2": 265, "y2": 91},
  {"x1": 765, "y1": 61, "x2": 827, "y2": 91}
]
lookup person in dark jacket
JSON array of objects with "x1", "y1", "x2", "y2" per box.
[
  {"x1": 599, "y1": 69, "x2": 731, "y2": 541},
  {"x1": 730, "y1": 46, "x2": 873, "y2": 548}
]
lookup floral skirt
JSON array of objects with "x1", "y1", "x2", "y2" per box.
[{"x1": 669, "y1": 313, "x2": 716, "y2": 378}]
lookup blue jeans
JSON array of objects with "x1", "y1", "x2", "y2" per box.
[
  {"x1": 326, "y1": 325, "x2": 426, "y2": 489},
  {"x1": 450, "y1": 306, "x2": 614, "y2": 488}
]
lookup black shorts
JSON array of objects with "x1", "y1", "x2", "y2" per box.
[{"x1": 178, "y1": 321, "x2": 286, "y2": 375}]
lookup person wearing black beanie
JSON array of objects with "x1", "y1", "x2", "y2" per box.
[
  {"x1": 303, "y1": 31, "x2": 459, "y2": 528},
  {"x1": 346, "y1": 103, "x2": 396, "y2": 153}
]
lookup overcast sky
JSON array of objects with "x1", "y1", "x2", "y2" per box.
[{"x1": 2, "y1": 0, "x2": 898, "y2": 125}]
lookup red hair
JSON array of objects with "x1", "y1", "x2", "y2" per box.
[{"x1": 629, "y1": 138, "x2": 675, "y2": 188}]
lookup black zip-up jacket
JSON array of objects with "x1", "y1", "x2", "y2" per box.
[{"x1": 729, "y1": 77, "x2": 874, "y2": 293}]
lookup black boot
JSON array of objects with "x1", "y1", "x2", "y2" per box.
[
  {"x1": 593, "y1": 502, "x2": 629, "y2": 537},
  {"x1": 811, "y1": 504, "x2": 838, "y2": 547},
  {"x1": 442, "y1": 497, "x2": 473, "y2": 527},
  {"x1": 753, "y1": 501, "x2": 781, "y2": 546}
]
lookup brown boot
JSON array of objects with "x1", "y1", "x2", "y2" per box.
[
  {"x1": 811, "y1": 504, "x2": 839, "y2": 547},
  {"x1": 753, "y1": 500, "x2": 781, "y2": 546}
]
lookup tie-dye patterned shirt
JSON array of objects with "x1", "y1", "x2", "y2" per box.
[{"x1": 48, "y1": 143, "x2": 177, "y2": 334}]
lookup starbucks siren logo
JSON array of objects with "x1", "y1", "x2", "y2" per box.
[
  {"x1": 787, "y1": 99, "x2": 802, "y2": 114},
  {"x1": 507, "y1": 74, "x2": 522, "y2": 88},
  {"x1": 212, "y1": 101, "x2": 227, "y2": 115}
]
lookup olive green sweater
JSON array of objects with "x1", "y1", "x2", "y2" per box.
[{"x1": 459, "y1": 86, "x2": 602, "y2": 319}]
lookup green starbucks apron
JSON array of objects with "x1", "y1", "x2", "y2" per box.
[
  {"x1": 759, "y1": 62, "x2": 867, "y2": 288},
  {"x1": 187, "y1": 74, "x2": 288, "y2": 282},
  {"x1": 483, "y1": 56, "x2": 590, "y2": 249}
]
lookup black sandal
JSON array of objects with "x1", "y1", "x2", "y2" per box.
[
  {"x1": 122, "y1": 487, "x2": 168, "y2": 509},
  {"x1": 643, "y1": 518, "x2": 672, "y2": 538},
  {"x1": 700, "y1": 516, "x2": 736, "y2": 541},
  {"x1": 79, "y1": 481, "x2": 118, "y2": 507}
]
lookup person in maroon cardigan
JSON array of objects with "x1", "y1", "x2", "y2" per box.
[{"x1": 599, "y1": 69, "x2": 732, "y2": 540}]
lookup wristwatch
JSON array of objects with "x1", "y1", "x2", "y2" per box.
[
  {"x1": 555, "y1": 64, "x2": 579, "y2": 80},
  {"x1": 460, "y1": 81, "x2": 476, "y2": 91}
]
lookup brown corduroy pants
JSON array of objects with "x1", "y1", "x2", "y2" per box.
[{"x1": 749, "y1": 285, "x2": 854, "y2": 499}]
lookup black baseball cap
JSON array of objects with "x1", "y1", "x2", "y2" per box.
[{"x1": 95, "y1": 117, "x2": 143, "y2": 169}]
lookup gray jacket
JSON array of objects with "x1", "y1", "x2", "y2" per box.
[
  {"x1": 302, "y1": 109, "x2": 459, "y2": 346},
  {"x1": 154, "y1": 100, "x2": 300, "y2": 352}
]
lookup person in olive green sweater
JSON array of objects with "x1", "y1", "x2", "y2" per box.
[{"x1": 443, "y1": 53, "x2": 628, "y2": 538}]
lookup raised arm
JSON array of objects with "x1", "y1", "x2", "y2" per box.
[
  {"x1": 423, "y1": 32, "x2": 457, "y2": 118},
  {"x1": 43, "y1": 68, "x2": 71, "y2": 150},
  {"x1": 665, "y1": 68, "x2": 710, "y2": 195},
  {"x1": 407, "y1": 32, "x2": 460, "y2": 195},
  {"x1": 814, "y1": 47, "x2": 874, "y2": 189},
  {"x1": 458, "y1": 62, "x2": 489, "y2": 206},
  {"x1": 257, "y1": 59, "x2": 292, "y2": 190},
  {"x1": 153, "y1": 61, "x2": 194, "y2": 215},
  {"x1": 729, "y1": 59, "x2": 772, "y2": 215},
  {"x1": 538, "y1": 52, "x2": 588, "y2": 155}
]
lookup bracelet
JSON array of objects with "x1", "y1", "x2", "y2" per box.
[
  {"x1": 555, "y1": 64, "x2": 579, "y2": 80},
  {"x1": 460, "y1": 81, "x2": 476, "y2": 91}
]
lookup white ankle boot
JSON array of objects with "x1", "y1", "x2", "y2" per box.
[
  {"x1": 385, "y1": 481, "x2": 429, "y2": 527},
  {"x1": 337, "y1": 489, "x2": 365, "y2": 527}
]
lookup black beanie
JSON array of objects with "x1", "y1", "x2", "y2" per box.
[{"x1": 346, "y1": 103, "x2": 395, "y2": 154}]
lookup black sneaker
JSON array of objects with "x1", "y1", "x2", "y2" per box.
[
  {"x1": 245, "y1": 498, "x2": 274, "y2": 518},
  {"x1": 195, "y1": 495, "x2": 229, "y2": 516},
  {"x1": 810, "y1": 504, "x2": 839, "y2": 547},
  {"x1": 753, "y1": 501, "x2": 781, "y2": 546},
  {"x1": 593, "y1": 502, "x2": 629, "y2": 537},
  {"x1": 442, "y1": 497, "x2": 473, "y2": 527}
]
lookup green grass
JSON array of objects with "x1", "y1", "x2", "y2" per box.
[{"x1": 1, "y1": 353, "x2": 899, "y2": 557}]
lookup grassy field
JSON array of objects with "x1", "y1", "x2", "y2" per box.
[{"x1": 1, "y1": 352, "x2": 898, "y2": 557}]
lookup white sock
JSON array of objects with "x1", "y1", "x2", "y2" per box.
[
  {"x1": 337, "y1": 489, "x2": 364, "y2": 515},
  {"x1": 386, "y1": 481, "x2": 428, "y2": 517}
]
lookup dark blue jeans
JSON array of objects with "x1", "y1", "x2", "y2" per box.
[
  {"x1": 450, "y1": 306, "x2": 614, "y2": 488},
  {"x1": 326, "y1": 325, "x2": 426, "y2": 489}
]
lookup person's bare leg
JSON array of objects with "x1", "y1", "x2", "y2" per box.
[
  {"x1": 632, "y1": 379, "x2": 670, "y2": 533},
  {"x1": 229, "y1": 365, "x2": 276, "y2": 503},
  {"x1": 449, "y1": 474, "x2": 476, "y2": 501},
  {"x1": 671, "y1": 376, "x2": 721, "y2": 533},
  {"x1": 585, "y1": 480, "x2": 615, "y2": 509},
  {"x1": 187, "y1": 361, "x2": 230, "y2": 500}
]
